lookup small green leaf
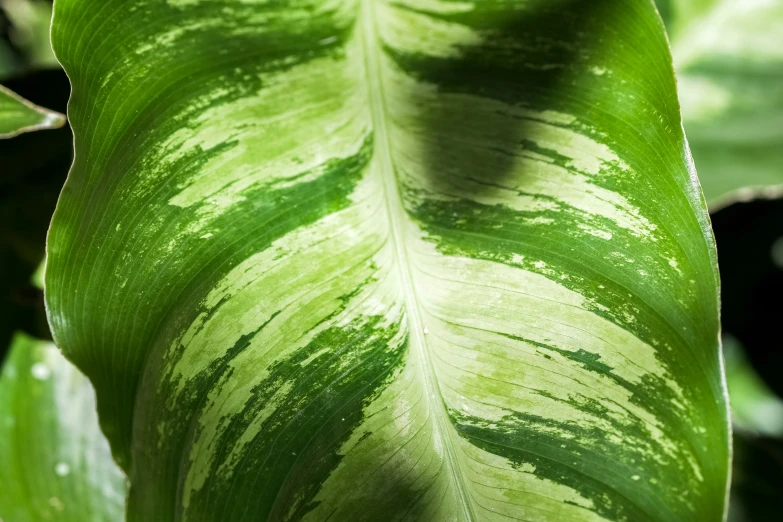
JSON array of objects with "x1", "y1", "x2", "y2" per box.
[
  {"x1": 0, "y1": 332, "x2": 127, "y2": 522},
  {"x1": 0, "y1": 84, "x2": 64, "y2": 138},
  {"x1": 46, "y1": 0, "x2": 729, "y2": 520}
]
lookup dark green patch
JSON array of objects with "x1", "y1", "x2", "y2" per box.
[
  {"x1": 183, "y1": 317, "x2": 407, "y2": 522},
  {"x1": 504, "y1": 333, "x2": 616, "y2": 376},
  {"x1": 497, "y1": 332, "x2": 704, "y2": 465},
  {"x1": 451, "y1": 407, "x2": 683, "y2": 522},
  {"x1": 408, "y1": 193, "x2": 673, "y2": 348}
]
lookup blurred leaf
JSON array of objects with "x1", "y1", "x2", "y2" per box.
[
  {"x1": 0, "y1": 332, "x2": 127, "y2": 522},
  {"x1": 656, "y1": 0, "x2": 719, "y2": 39},
  {"x1": 722, "y1": 334, "x2": 783, "y2": 520},
  {"x1": 660, "y1": 0, "x2": 783, "y2": 207},
  {"x1": 722, "y1": 337, "x2": 783, "y2": 519},
  {"x1": 0, "y1": 82, "x2": 62, "y2": 137},
  {"x1": 1, "y1": 0, "x2": 57, "y2": 69},
  {"x1": 0, "y1": 8, "x2": 23, "y2": 79},
  {"x1": 723, "y1": 335, "x2": 783, "y2": 436}
]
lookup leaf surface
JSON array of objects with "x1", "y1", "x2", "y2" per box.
[
  {"x1": 46, "y1": 0, "x2": 729, "y2": 520},
  {"x1": 0, "y1": 84, "x2": 64, "y2": 138}
]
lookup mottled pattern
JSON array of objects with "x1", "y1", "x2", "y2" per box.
[
  {"x1": 0, "y1": 334, "x2": 126, "y2": 522},
  {"x1": 46, "y1": 0, "x2": 728, "y2": 520},
  {"x1": 0, "y1": 85, "x2": 64, "y2": 138}
]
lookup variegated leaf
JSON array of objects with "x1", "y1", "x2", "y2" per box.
[{"x1": 46, "y1": 0, "x2": 729, "y2": 520}]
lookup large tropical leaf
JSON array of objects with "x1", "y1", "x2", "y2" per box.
[
  {"x1": 46, "y1": 0, "x2": 729, "y2": 520},
  {"x1": 662, "y1": 0, "x2": 783, "y2": 208},
  {"x1": 0, "y1": 83, "x2": 63, "y2": 137},
  {"x1": 0, "y1": 332, "x2": 127, "y2": 521}
]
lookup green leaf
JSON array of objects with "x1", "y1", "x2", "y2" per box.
[
  {"x1": 664, "y1": 0, "x2": 783, "y2": 207},
  {"x1": 1, "y1": 0, "x2": 59, "y2": 70},
  {"x1": 46, "y1": 0, "x2": 729, "y2": 520},
  {"x1": 0, "y1": 332, "x2": 127, "y2": 522},
  {"x1": 0, "y1": 84, "x2": 64, "y2": 138}
]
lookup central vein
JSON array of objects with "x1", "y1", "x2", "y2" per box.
[{"x1": 359, "y1": 0, "x2": 475, "y2": 518}]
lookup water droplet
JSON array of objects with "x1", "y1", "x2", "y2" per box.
[
  {"x1": 31, "y1": 363, "x2": 50, "y2": 380},
  {"x1": 631, "y1": 475, "x2": 640, "y2": 481},
  {"x1": 423, "y1": 327, "x2": 429, "y2": 334},
  {"x1": 55, "y1": 463, "x2": 70, "y2": 477}
]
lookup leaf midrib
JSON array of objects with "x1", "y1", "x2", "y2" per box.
[{"x1": 359, "y1": 1, "x2": 476, "y2": 519}]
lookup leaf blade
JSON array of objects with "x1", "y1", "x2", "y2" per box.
[{"x1": 46, "y1": 0, "x2": 729, "y2": 520}]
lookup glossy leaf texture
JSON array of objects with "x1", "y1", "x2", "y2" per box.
[
  {"x1": 662, "y1": 0, "x2": 783, "y2": 208},
  {"x1": 0, "y1": 333, "x2": 127, "y2": 522},
  {"x1": 46, "y1": 0, "x2": 729, "y2": 520},
  {"x1": 0, "y1": 84, "x2": 64, "y2": 138}
]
